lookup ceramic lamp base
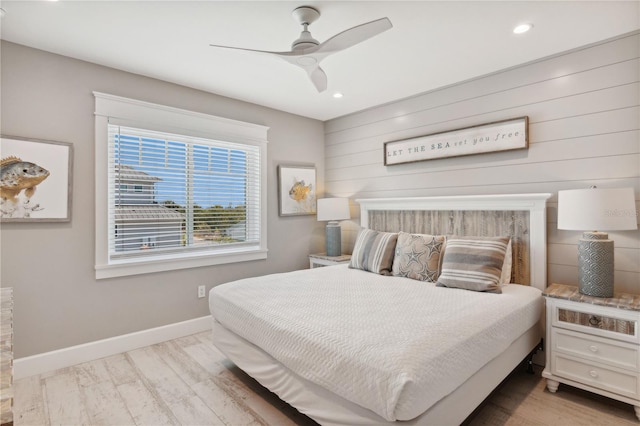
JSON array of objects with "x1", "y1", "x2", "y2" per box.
[
  {"x1": 578, "y1": 231, "x2": 614, "y2": 298},
  {"x1": 325, "y1": 222, "x2": 342, "y2": 257}
]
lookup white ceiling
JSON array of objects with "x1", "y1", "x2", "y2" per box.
[{"x1": 1, "y1": 1, "x2": 639, "y2": 121}]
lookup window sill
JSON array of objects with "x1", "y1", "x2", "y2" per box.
[{"x1": 95, "y1": 249, "x2": 268, "y2": 279}]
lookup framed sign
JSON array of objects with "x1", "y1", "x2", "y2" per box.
[
  {"x1": 277, "y1": 164, "x2": 317, "y2": 216},
  {"x1": 1, "y1": 136, "x2": 73, "y2": 222},
  {"x1": 384, "y1": 116, "x2": 528, "y2": 166}
]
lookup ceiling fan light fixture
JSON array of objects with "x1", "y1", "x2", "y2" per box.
[
  {"x1": 296, "y1": 56, "x2": 317, "y2": 66},
  {"x1": 513, "y1": 23, "x2": 533, "y2": 34}
]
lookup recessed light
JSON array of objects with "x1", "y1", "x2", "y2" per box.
[
  {"x1": 332, "y1": 92, "x2": 343, "y2": 99},
  {"x1": 513, "y1": 23, "x2": 533, "y2": 34}
]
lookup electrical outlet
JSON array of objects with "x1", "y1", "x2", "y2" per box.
[{"x1": 198, "y1": 285, "x2": 206, "y2": 298}]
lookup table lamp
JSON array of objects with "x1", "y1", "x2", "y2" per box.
[
  {"x1": 557, "y1": 187, "x2": 637, "y2": 297},
  {"x1": 317, "y1": 198, "x2": 350, "y2": 256}
]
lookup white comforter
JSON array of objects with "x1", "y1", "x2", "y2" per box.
[{"x1": 209, "y1": 265, "x2": 542, "y2": 421}]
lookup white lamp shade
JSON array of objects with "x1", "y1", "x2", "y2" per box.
[
  {"x1": 317, "y1": 198, "x2": 350, "y2": 222},
  {"x1": 558, "y1": 188, "x2": 637, "y2": 231}
]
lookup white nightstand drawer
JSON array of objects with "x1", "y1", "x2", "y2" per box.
[
  {"x1": 553, "y1": 328, "x2": 639, "y2": 371},
  {"x1": 554, "y1": 354, "x2": 639, "y2": 399},
  {"x1": 551, "y1": 301, "x2": 639, "y2": 344}
]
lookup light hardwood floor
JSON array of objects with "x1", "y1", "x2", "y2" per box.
[{"x1": 13, "y1": 331, "x2": 639, "y2": 425}]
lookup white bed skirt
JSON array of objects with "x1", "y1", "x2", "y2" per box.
[{"x1": 212, "y1": 318, "x2": 541, "y2": 426}]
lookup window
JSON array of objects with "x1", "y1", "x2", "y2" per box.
[{"x1": 94, "y1": 93, "x2": 268, "y2": 279}]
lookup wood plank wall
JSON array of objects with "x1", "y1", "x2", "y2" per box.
[
  {"x1": 324, "y1": 32, "x2": 640, "y2": 294},
  {"x1": 368, "y1": 210, "x2": 531, "y2": 285}
]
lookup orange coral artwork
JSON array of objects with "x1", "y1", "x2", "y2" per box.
[{"x1": 278, "y1": 165, "x2": 316, "y2": 217}]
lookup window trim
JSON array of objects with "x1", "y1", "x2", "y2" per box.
[{"x1": 94, "y1": 92, "x2": 269, "y2": 279}]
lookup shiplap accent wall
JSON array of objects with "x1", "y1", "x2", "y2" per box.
[{"x1": 324, "y1": 32, "x2": 640, "y2": 294}]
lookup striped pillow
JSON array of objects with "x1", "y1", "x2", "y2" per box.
[
  {"x1": 349, "y1": 229, "x2": 398, "y2": 275},
  {"x1": 436, "y1": 236, "x2": 510, "y2": 293}
]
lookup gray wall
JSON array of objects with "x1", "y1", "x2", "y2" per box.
[
  {"x1": 1, "y1": 41, "x2": 326, "y2": 358},
  {"x1": 3, "y1": 31, "x2": 639, "y2": 358},
  {"x1": 325, "y1": 32, "x2": 640, "y2": 295}
]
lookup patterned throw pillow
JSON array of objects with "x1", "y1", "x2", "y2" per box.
[
  {"x1": 349, "y1": 229, "x2": 398, "y2": 275},
  {"x1": 436, "y1": 236, "x2": 510, "y2": 293},
  {"x1": 392, "y1": 232, "x2": 446, "y2": 282}
]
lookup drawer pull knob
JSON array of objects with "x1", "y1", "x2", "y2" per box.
[
  {"x1": 588, "y1": 345, "x2": 598, "y2": 353},
  {"x1": 589, "y1": 370, "x2": 599, "y2": 378}
]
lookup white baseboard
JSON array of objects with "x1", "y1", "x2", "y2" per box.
[{"x1": 14, "y1": 315, "x2": 212, "y2": 380}]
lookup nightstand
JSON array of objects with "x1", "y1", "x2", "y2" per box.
[
  {"x1": 309, "y1": 253, "x2": 351, "y2": 268},
  {"x1": 542, "y1": 283, "x2": 640, "y2": 420}
]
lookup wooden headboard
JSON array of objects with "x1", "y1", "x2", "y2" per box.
[{"x1": 355, "y1": 194, "x2": 552, "y2": 292}]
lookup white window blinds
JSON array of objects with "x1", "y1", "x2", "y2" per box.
[
  {"x1": 107, "y1": 124, "x2": 262, "y2": 261},
  {"x1": 95, "y1": 92, "x2": 268, "y2": 279}
]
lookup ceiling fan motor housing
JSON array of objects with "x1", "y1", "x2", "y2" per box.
[
  {"x1": 291, "y1": 6, "x2": 320, "y2": 25},
  {"x1": 291, "y1": 6, "x2": 321, "y2": 50}
]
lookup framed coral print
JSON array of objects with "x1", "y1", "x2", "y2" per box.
[
  {"x1": 278, "y1": 164, "x2": 316, "y2": 216},
  {"x1": 1, "y1": 136, "x2": 73, "y2": 222}
]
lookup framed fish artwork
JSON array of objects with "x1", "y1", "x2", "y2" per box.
[
  {"x1": 0, "y1": 136, "x2": 73, "y2": 222},
  {"x1": 277, "y1": 164, "x2": 316, "y2": 217}
]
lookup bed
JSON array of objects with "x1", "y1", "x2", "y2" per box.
[{"x1": 209, "y1": 193, "x2": 552, "y2": 425}]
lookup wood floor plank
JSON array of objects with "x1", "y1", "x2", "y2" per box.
[
  {"x1": 42, "y1": 368, "x2": 91, "y2": 426},
  {"x1": 195, "y1": 330, "x2": 214, "y2": 344},
  {"x1": 74, "y1": 358, "x2": 112, "y2": 387},
  {"x1": 174, "y1": 333, "x2": 207, "y2": 348},
  {"x1": 180, "y1": 340, "x2": 228, "y2": 376},
  {"x1": 165, "y1": 394, "x2": 225, "y2": 426},
  {"x1": 127, "y1": 345, "x2": 223, "y2": 425},
  {"x1": 195, "y1": 331, "x2": 227, "y2": 359},
  {"x1": 153, "y1": 340, "x2": 212, "y2": 386},
  {"x1": 11, "y1": 375, "x2": 48, "y2": 426},
  {"x1": 192, "y1": 378, "x2": 262, "y2": 426},
  {"x1": 104, "y1": 352, "x2": 140, "y2": 386},
  {"x1": 116, "y1": 379, "x2": 178, "y2": 425},
  {"x1": 81, "y1": 380, "x2": 135, "y2": 425},
  {"x1": 127, "y1": 346, "x2": 195, "y2": 405},
  {"x1": 466, "y1": 402, "x2": 539, "y2": 426}
]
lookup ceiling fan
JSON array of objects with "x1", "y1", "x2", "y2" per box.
[{"x1": 210, "y1": 6, "x2": 392, "y2": 92}]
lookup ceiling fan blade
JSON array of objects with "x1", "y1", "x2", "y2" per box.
[
  {"x1": 210, "y1": 43, "x2": 322, "y2": 59},
  {"x1": 308, "y1": 66, "x2": 327, "y2": 92},
  {"x1": 209, "y1": 44, "x2": 292, "y2": 56},
  {"x1": 316, "y1": 17, "x2": 392, "y2": 55}
]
